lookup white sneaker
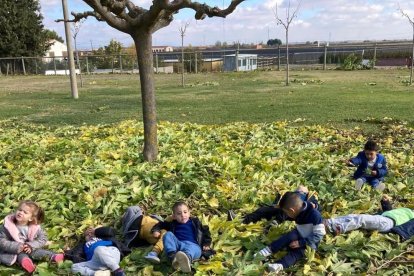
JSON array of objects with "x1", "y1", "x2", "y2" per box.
[
  {"x1": 375, "y1": 182, "x2": 385, "y2": 192},
  {"x1": 355, "y1": 178, "x2": 364, "y2": 190},
  {"x1": 254, "y1": 246, "x2": 272, "y2": 258},
  {"x1": 94, "y1": 270, "x2": 111, "y2": 276},
  {"x1": 173, "y1": 251, "x2": 191, "y2": 273},
  {"x1": 144, "y1": 251, "x2": 161, "y2": 264},
  {"x1": 268, "y1": 263, "x2": 284, "y2": 273}
]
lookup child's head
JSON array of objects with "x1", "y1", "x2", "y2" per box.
[
  {"x1": 279, "y1": 192, "x2": 304, "y2": 219},
  {"x1": 15, "y1": 200, "x2": 44, "y2": 226},
  {"x1": 172, "y1": 201, "x2": 190, "y2": 224},
  {"x1": 364, "y1": 140, "x2": 378, "y2": 161},
  {"x1": 84, "y1": 227, "x2": 96, "y2": 241}
]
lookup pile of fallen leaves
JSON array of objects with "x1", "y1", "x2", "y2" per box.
[{"x1": 0, "y1": 120, "x2": 413, "y2": 275}]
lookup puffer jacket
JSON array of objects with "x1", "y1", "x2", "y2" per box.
[{"x1": 0, "y1": 214, "x2": 47, "y2": 265}]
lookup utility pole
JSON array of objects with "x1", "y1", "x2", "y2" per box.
[
  {"x1": 179, "y1": 22, "x2": 189, "y2": 87},
  {"x1": 60, "y1": 0, "x2": 78, "y2": 99}
]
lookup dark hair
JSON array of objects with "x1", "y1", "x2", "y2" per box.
[
  {"x1": 279, "y1": 192, "x2": 303, "y2": 211},
  {"x1": 172, "y1": 201, "x2": 189, "y2": 213},
  {"x1": 364, "y1": 140, "x2": 378, "y2": 151},
  {"x1": 18, "y1": 200, "x2": 45, "y2": 224}
]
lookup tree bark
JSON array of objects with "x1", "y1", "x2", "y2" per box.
[
  {"x1": 285, "y1": 29, "x2": 289, "y2": 86},
  {"x1": 133, "y1": 31, "x2": 158, "y2": 162}
]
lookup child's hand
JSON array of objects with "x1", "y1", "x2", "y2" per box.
[
  {"x1": 310, "y1": 202, "x2": 316, "y2": 209},
  {"x1": 153, "y1": 231, "x2": 161, "y2": 238},
  {"x1": 345, "y1": 159, "x2": 354, "y2": 166},
  {"x1": 371, "y1": 170, "x2": 377, "y2": 176},
  {"x1": 289, "y1": 240, "x2": 300, "y2": 249},
  {"x1": 23, "y1": 244, "x2": 32, "y2": 254},
  {"x1": 203, "y1": 245, "x2": 210, "y2": 251}
]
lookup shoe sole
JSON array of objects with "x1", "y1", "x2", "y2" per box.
[
  {"x1": 144, "y1": 256, "x2": 161, "y2": 264},
  {"x1": 175, "y1": 251, "x2": 191, "y2": 273}
]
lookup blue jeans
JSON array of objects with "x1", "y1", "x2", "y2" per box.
[
  {"x1": 269, "y1": 229, "x2": 306, "y2": 268},
  {"x1": 358, "y1": 176, "x2": 383, "y2": 188},
  {"x1": 163, "y1": 232, "x2": 201, "y2": 261}
]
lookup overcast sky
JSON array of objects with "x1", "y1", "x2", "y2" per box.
[{"x1": 39, "y1": 0, "x2": 414, "y2": 50}]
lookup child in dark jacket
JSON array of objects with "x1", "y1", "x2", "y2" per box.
[
  {"x1": 0, "y1": 200, "x2": 64, "y2": 274},
  {"x1": 241, "y1": 185, "x2": 321, "y2": 225},
  {"x1": 65, "y1": 226, "x2": 131, "y2": 276},
  {"x1": 346, "y1": 140, "x2": 388, "y2": 191},
  {"x1": 151, "y1": 201, "x2": 213, "y2": 273},
  {"x1": 255, "y1": 192, "x2": 326, "y2": 273}
]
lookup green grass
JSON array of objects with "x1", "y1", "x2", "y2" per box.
[{"x1": 1, "y1": 69, "x2": 414, "y2": 132}]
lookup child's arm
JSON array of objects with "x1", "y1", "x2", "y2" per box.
[
  {"x1": 297, "y1": 212, "x2": 326, "y2": 249},
  {"x1": 64, "y1": 243, "x2": 87, "y2": 263},
  {"x1": 0, "y1": 227, "x2": 24, "y2": 253},
  {"x1": 25, "y1": 228, "x2": 48, "y2": 249},
  {"x1": 200, "y1": 223, "x2": 212, "y2": 248},
  {"x1": 151, "y1": 221, "x2": 171, "y2": 234},
  {"x1": 348, "y1": 152, "x2": 363, "y2": 166},
  {"x1": 376, "y1": 156, "x2": 388, "y2": 178},
  {"x1": 94, "y1": 227, "x2": 116, "y2": 239}
]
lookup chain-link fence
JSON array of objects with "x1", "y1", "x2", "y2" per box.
[{"x1": 1, "y1": 43, "x2": 412, "y2": 75}]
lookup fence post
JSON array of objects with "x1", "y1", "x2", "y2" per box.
[
  {"x1": 21, "y1": 57, "x2": 26, "y2": 75},
  {"x1": 323, "y1": 45, "x2": 327, "y2": 70},
  {"x1": 277, "y1": 45, "x2": 281, "y2": 71},
  {"x1": 235, "y1": 49, "x2": 239, "y2": 72},
  {"x1": 111, "y1": 56, "x2": 114, "y2": 74},
  {"x1": 7, "y1": 63, "x2": 10, "y2": 76},
  {"x1": 53, "y1": 57, "x2": 57, "y2": 75},
  {"x1": 65, "y1": 59, "x2": 68, "y2": 75},
  {"x1": 155, "y1": 53, "x2": 158, "y2": 73},
  {"x1": 35, "y1": 58, "x2": 38, "y2": 75},
  {"x1": 373, "y1": 43, "x2": 377, "y2": 68},
  {"x1": 195, "y1": 52, "x2": 198, "y2": 74},
  {"x1": 119, "y1": 54, "x2": 123, "y2": 73},
  {"x1": 86, "y1": 56, "x2": 90, "y2": 74}
]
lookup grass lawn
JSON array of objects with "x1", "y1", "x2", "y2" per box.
[{"x1": 1, "y1": 69, "x2": 413, "y2": 133}]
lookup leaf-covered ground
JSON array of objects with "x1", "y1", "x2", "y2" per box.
[{"x1": 0, "y1": 120, "x2": 413, "y2": 275}]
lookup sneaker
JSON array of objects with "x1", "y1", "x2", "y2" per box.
[
  {"x1": 254, "y1": 246, "x2": 272, "y2": 258},
  {"x1": 94, "y1": 270, "x2": 111, "y2": 276},
  {"x1": 113, "y1": 268, "x2": 126, "y2": 276},
  {"x1": 267, "y1": 263, "x2": 284, "y2": 273},
  {"x1": 227, "y1": 210, "x2": 237, "y2": 221},
  {"x1": 144, "y1": 251, "x2": 161, "y2": 264},
  {"x1": 355, "y1": 178, "x2": 364, "y2": 190},
  {"x1": 173, "y1": 251, "x2": 191, "y2": 273},
  {"x1": 375, "y1": 182, "x2": 386, "y2": 192},
  {"x1": 51, "y1": 253, "x2": 65, "y2": 263},
  {"x1": 20, "y1": 257, "x2": 36, "y2": 274}
]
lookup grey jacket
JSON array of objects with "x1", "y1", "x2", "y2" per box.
[{"x1": 0, "y1": 215, "x2": 48, "y2": 265}]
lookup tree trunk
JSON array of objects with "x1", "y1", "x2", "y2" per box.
[
  {"x1": 133, "y1": 31, "x2": 158, "y2": 161},
  {"x1": 285, "y1": 29, "x2": 289, "y2": 86}
]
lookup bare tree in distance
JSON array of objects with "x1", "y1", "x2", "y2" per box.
[
  {"x1": 72, "y1": 19, "x2": 85, "y2": 87},
  {"x1": 179, "y1": 21, "x2": 190, "y2": 87},
  {"x1": 274, "y1": 0, "x2": 302, "y2": 86},
  {"x1": 398, "y1": 4, "x2": 414, "y2": 85},
  {"x1": 66, "y1": 0, "x2": 245, "y2": 162}
]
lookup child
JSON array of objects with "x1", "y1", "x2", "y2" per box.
[
  {"x1": 255, "y1": 192, "x2": 326, "y2": 273},
  {"x1": 121, "y1": 205, "x2": 166, "y2": 264},
  {"x1": 240, "y1": 185, "x2": 321, "y2": 225},
  {"x1": 65, "y1": 226, "x2": 130, "y2": 276},
  {"x1": 325, "y1": 195, "x2": 414, "y2": 235},
  {"x1": 151, "y1": 201, "x2": 213, "y2": 273},
  {"x1": 0, "y1": 200, "x2": 64, "y2": 273},
  {"x1": 346, "y1": 140, "x2": 388, "y2": 191}
]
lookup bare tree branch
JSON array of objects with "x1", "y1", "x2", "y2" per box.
[{"x1": 398, "y1": 3, "x2": 414, "y2": 24}]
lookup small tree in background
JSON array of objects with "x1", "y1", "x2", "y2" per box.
[
  {"x1": 274, "y1": 0, "x2": 302, "y2": 86},
  {"x1": 267, "y1": 38, "x2": 282, "y2": 47},
  {"x1": 399, "y1": 4, "x2": 414, "y2": 85},
  {"x1": 69, "y1": 0, "x2": 245, "y2": 161}
]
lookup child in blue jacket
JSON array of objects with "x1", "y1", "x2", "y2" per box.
[
  {"x1": 255, "y1": 192, "x2": 326, "y2": 273},
  {"x1": 346, "y1": 140, "x2": 388, "y2": 191}
]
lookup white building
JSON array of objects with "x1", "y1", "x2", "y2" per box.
[
  {"x1": 224, "y1": 54, "x2": 257, "y2": 71},
  {"x1": 152, "y1": 46, "x2": 173, "y2": 53},
  {"x1": 44, "y1": 40, "x2": 67, "y2": 61}
]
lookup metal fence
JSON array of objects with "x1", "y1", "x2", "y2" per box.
[{"x1": 0, "y1": 43, "x2": 412, "y2": 76}]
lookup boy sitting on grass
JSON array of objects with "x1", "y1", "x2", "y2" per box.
[
  {"x1": 346, "y1": 140, "x2": 388, "y2": 191},
  {"x1": 151, "y1": 201, "x2": 213, "y2": 273},
  {"x1": 255, "y1": 191, "x2": 326, "y2": 273}
]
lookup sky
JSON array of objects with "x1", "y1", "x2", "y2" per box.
[{"x1": 39, "y1": 0, "x2": 414, "y2": 50}]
